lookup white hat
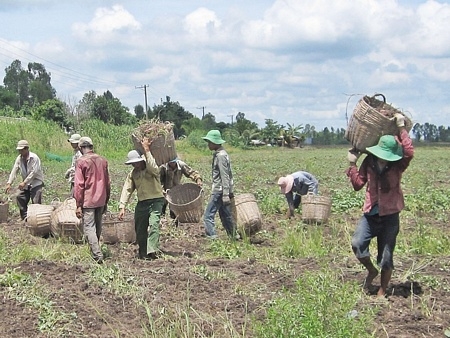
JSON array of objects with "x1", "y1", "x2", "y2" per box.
[
  {"x1": 79, "y1": 136, "x2": 93, "y2": 147},
  {"x1": 125, "y1": 150, "x2": 144, "y2": 164},
  {"x1": 68, "y1": 133, "x2": 81, "y2": 143},
  {"x1": 16, "y1": 140, "x2": 30, "y2": 150}
]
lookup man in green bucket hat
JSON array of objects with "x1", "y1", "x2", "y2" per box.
[
  {"x1": 202, "y1": 130, "x2": 238, "y2": 240},
  {"x1": 346, "y1": 113, "x2": 414, "y2": 299}
]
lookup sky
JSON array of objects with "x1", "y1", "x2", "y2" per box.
[{"x1": 1, "y1": 0, "x2": 450, "y2": 130}]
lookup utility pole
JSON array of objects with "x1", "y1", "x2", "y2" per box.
[
  {"x1": 135, "y1": 85, "x2": 149, "y2": 119},
  {"x1": 196, "y1": 106, "x2": 205, "y2": 119},
  {"x1": 228, "y1": 114, "x2": 234, "y2": 126}
]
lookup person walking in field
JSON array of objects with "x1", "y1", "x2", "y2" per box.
[
  {"x1": 277, "y1": 171, "x2": 319, "y2": 218},
  {"x1": 5, "y1": 140, "x2": 44, "y2": 220},
  {"x1": 118, "y1": 137, "x2": 165, "y2": 260},
  {"x1": 74, "y1": 136, "x2": 110, "y2": 264},
  {"x1": 64, "y1": 133, "x2": 82, "y2": 197},
  {"x1": 202, "y1": 130, "x2": 238, "y2": 240},
  {"x1": 160, "y1": 156, "x2": 202, "y2": 222},
  {"x1": 346, "y1": 113, "x2": 414, "y2": 298}
]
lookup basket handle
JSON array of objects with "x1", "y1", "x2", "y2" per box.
[{"x1": 372, "y1": 93, "x2": 386, "y2": 103}]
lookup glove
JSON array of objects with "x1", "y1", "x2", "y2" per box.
[
  {"x1": 347, "y1": 148, "x2": 361, "y2": 164},
  {"x1": 394, "y1": 113, "x2": 405, "y2": 128},
  {"x1": 222, "y1": 195, "x2": 231, "y2": 206}
]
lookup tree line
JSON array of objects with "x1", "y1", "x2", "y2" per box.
[{"x1": 1, "y1": 59, "x2": 448, "y2": 147}]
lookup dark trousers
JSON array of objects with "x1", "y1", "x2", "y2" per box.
[
  {"x1": 135, "y1": 198, "x2": 164, "y2": 258},
  {"x1": 17, "y1": 185, "x2": 43, "y2": 220}
]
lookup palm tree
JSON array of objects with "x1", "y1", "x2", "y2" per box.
[{"x1": 282, "y1": 123, "x2": 304, "y2": 148}]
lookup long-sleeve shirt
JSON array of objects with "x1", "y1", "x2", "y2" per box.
[
  {"x1": 7, "y1": 152, "x2": 44, "y2": 188},
  {"x1": 74, "y1": 152, "x2": 110, "y2": 209},
  {"x1": 67, "y1": 149, "x2": 82, "y2": 183},
  {"x1": 210, "y1": 147, "x2": 234, "y2": 196},
  {"x1": 346, "y1": 128, "x2": 414, "y2": 216},
  {"x1": 119, "y1": 151, "x2": 163, "y2": 208},
  {"x1": 285, "y1": 171, "x2": 318, "y2": 207},
  {"x1": 159, "y1": 160, "x2": 201, "y2": 191}
]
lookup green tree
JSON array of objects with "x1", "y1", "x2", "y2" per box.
[
  {"x1": 3, "y1": 59, "x2": 29, "y2": 110},
  {"x1": 3, "y1": 60, "x2": 56, "y2": 110},
  {"x1": 151, "y1": 97, "x2": 195, "y2": 137},
  {"x1": 0, "y1": 86, "x2": 17, "y2": 110},
  {"x1": 31, "y1": 98, "x2": 68, "y2": 127},
  {"x1": 181, "y1": 117, "x2": 204, "y2": 136},
  {"x1": 261, "y1": 119, "x2": 281, "y2": 145},
  {"x1": 234, "y1": 112, "x2": 258, "y2": 135},
  {"x1": 134, "y1": 104, "x2": 145, "y2": 120},
  {"x1": 202, "y1": 112, "x2": 216, "y2": 131},
  {"x1": 27, "y1": 62, "x2": 56, "y2": 103}
]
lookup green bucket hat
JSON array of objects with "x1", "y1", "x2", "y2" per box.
[
  {"x1": 202, "y1": 130, "x2": 226, "y2": 145},
  {"x1": 366, "y1": 135, "x2": 403, "y2": 161}
]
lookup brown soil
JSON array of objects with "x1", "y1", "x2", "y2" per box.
[{"x1": 0, "y1": 216, "x2": 449, "y2": 338}]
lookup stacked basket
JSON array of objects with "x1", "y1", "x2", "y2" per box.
[
  {"x1": 166, "y1": 183, "x2": 204, "y2": 223},
  {"x1": 50, "y1": 198, "x2": 83, "y2": 243},
  {"x1": 345, "y1": 94, "x2": 413, "y2": 152}
]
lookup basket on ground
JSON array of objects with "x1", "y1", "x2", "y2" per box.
[
  {"x1": 166, "y1": 183, "x2": 204, "y2": 223},
  {"x1": 344, "y1": 94, "x2": 413, "y2": 152},
  {"x1": 301, "y1": 193, "x2": 332, "y2": 224},
  {"x1": 25, "y1": 204, "x2": 55, "y2": 237},
  {"x1": 131, "y1": 119, "x2": 177, "y2": 166},
  {"x1": 0, "y1": 202, "x2": 9, "y2": 223},
  {"x1": 233, "y1": 193, "x2": 262, "y2": 236},
  {"x1": 101, "y1": 212, "x2": 136, "y2": 244},
  {"x1": 50, "y1": 198, "x2": 83, "y2": 243}
]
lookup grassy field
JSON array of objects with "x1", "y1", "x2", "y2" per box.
[{"x1": 0, "y1": 119, "x2": 449, "y2": 337}]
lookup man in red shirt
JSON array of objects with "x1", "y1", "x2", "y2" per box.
[
  {"x1": 74, "y1": 136, "x2": 111, "y2": 264},
  {"x1": 346, "y1": 113, "x2": 414, "y2": 298}
]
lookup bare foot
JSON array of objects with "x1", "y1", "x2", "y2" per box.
[{"x1": 363, "y1": 269, "x2": 379, "y2": 288}]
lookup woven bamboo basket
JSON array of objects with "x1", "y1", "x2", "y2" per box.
[
  {"x1": 344, "y1": 94, "x2": 413, "y2": 152},
  {"x1": 301, "y1": 193, "x2": 332, "y2": 224},
  {"x1": 0, "y1": 202, "x2": 9, "y2": 223},
  {"x1": 166, "y1": 183, "x2": 204, "y2": 223},
  {"x1": 234, "y1": 194, "x2": 262, "y2": 236},
  {"x1": 101, "y1": 212, "x2": 136, "y2": 244},
  {"x1": 233, "y1": 194, "x2": 262, "y2": 236},
  {"x1": 25, "y1": 204, "x2": 55, "y2": 237},
  {"x1": 131, "y1": 131, "x2": 177, "y2": 166},
  {"x1": 50, "y1": 198, "x2": 83, "y2": 244}
]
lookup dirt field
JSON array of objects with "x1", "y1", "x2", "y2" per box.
[{"x1": 1, "y1": 213, "x2": 449, "y2": 338}]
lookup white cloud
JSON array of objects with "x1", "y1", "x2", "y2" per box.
[{"x1": 72, "y1": 4, "x2": 141, "y2": 44}]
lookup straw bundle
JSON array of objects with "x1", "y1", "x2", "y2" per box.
[
  {"x1": 131, "y1": 118, "x2": 177, "y2": 166},
  {"x1": 345, "y1": 94, "x2": 413, "y2": 152}
]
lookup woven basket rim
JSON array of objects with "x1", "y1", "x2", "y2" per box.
[{"x1": 166, "y1": 183, "x2": 203, "y2": 207}]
